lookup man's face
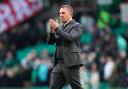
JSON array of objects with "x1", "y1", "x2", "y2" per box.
[{"x1": 59, "y1": 7, "x2": 72, "y2": 23}]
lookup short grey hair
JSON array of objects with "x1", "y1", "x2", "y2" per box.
[{"x1": 60, "y1": 5, "x2": 73, "y2": 16}]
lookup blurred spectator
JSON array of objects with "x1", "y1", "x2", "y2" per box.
[
  {"x1": 39, "y1": 49, "x2": 51, "y2": 60},
  {"x1": 97, "y1": 10, "x2": 111, "y2": 31},
  {"x1": 31, "y1": 59, "x2": 50, "y2": 87},
  {"x1": 117, "y1": 35, "x2": 127, "y2": 58},
  {"x1": 104, "y1": 55, "x2": 115, "y2": 87},
  {"x1": 90, "y1": 63, "x2": 99, "y2": 89},
  {"x1": 80, "y1": 13, "x2": 95, "y2": 32},
  {"x1": 21, "y1": 49, "x2": 37, "y2": 70},
  {"x1": 20, "y1": 49, "x2": 37, "y2": 87},
  {"x1": 80, "y1": 66, "x2": 90, "y2": 89},
  {"x1": 3, "y1": 50, "x2": 18, "y2": 68},
  {"x1": 99, "y1": 55, "x2": 106, "y2": 83},
  {"x1": 115, "y1": 56, "x2": 128, "y2": 88}
]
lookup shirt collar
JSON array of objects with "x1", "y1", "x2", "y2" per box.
[{"x1": 64, "y1": 18, "x2": 72, "y2": 26}]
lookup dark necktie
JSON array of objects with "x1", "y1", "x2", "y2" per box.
[{"x1": 62, "y1": 24, "x2": 66, "y2": 31}]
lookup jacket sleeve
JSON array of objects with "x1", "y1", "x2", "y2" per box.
[
  {"x1": 56, "y1": 25, "x2": 83, "y2": 42},
  {"x1": 47, "y1": 32, "x2": 57, "y2": 44}
]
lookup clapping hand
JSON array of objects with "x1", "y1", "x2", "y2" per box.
[{"x1": 48, "y1": 19, "x2": 59, "y2": 32}]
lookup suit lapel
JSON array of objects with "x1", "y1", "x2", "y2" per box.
[{"x1": 63, "y1": 19, "x2": 75, "y2": 32}]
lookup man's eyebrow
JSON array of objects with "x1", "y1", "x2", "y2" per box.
[{"x1": 59, "y1": 12, "x2": 65, "y2": 14}]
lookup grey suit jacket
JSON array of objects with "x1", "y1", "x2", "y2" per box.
[{"x1": 48, "y1": 19, "x2": 84, "y2": 67}]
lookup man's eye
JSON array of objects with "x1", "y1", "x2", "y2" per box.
[
  {"x1": 62, "y1": 12, "x2": 65, "y2": 14},
  {"x1": 60, "y1": 12, "x2": 65, "y2": 14}
]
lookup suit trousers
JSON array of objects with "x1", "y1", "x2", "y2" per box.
[{"x1": 50, "y1": 63, "x2": 83, "y2": 89}]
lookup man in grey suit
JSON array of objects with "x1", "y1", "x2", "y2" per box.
[{"x1": 48, "y1": 5, "x2": 84, "y2": 89}]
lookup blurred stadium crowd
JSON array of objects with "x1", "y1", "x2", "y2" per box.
[{"x1": 0, "y1": 0, "x2": 128, "y2": 89}]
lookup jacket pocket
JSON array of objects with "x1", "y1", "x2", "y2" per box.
[{"x1": 63, "y1": 49, "x2": 80, "y2": 66}]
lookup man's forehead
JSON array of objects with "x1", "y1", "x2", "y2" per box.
[{"x1": 59, "y1": 7, "x2": 69, "y2": 12}]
